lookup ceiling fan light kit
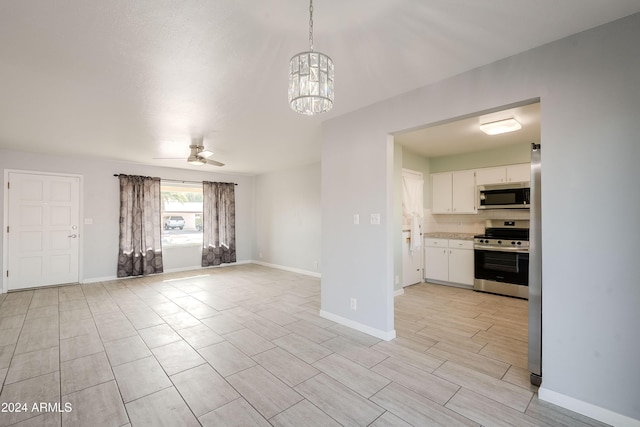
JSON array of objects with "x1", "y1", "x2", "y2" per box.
[
  {"x1": 289, "y1": 0, "x2": 334, "y2": 115},
  {"x1": 186, "y1": 144, "x2": 224, "y2": 167}
]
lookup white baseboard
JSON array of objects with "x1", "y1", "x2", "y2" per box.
[
  {"x1": 394, "y1": 288, "x2": 405, "y2": 297},
  {"x1": 319, "y1": 310, "x2": 396, "y2": 341},
  {"x1": 539, "y1": 387, "x2": 640, "y2": 427},
  {"x1": 251, "y1": 260, "x2": 321, "y2": 278},
  {"x1": 80, "y1": 260, "x2": 252, "y2": 284}
]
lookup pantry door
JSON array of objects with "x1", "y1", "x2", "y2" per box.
[{"x1": 6, "y1": 172, "x2": 80, "y2": 290}]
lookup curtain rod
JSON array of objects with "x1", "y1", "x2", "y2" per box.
[{"x1": 113, "y1": 174, "x2": 237, "y2": 186}]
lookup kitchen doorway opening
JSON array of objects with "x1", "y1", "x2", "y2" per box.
[{"x1": 392, "y1": 98, "x2": 541, "y2": 385}]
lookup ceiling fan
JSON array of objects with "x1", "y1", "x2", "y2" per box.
[
  {"x1": 154, "y1": 141, "x2": 225, "y2": 167},
  {"x1": 186, "y1": 144, "x2": 224, "y2": 166}
]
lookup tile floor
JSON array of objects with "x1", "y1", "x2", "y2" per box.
[{"x1": 0, "y1": 264, "x2": 608, "y2": 426}]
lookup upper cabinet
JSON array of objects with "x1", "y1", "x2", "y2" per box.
[
  {"x1": 431, "y1": 163, "x2": 530, "y2": 214},
  {"x1": 475, "y1": 163, "x2": 530, "y2": 185},
  {"x1": 431, "y1": 170, "x2": 476, "y2": 214}
]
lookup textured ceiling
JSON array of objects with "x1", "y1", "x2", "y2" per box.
[{"x1": 1, "y1": 1, "x2": 639, "y2": 174}]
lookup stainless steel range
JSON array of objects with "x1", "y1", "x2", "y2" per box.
[{"x1": 473, "y1": 219, "x2": 530, "y2": 299}]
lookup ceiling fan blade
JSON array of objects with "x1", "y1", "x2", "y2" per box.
[
  {"x1": 205, "y1": 159, "x2": 225, "y2": 167},
  {"x1": 152, "y1": 157, "x2": 184, "y2": 160}
]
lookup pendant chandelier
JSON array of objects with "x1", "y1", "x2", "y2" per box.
[{"x1": 288, "y1": 0, "x2": 334, "y2": 115}]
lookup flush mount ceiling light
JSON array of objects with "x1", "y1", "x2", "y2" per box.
[
  {"x1": 479, "y1": 118, "x2": 522, "y2": 135},
  {"x1": 288, "y1": 0, "x2": 334, "y2": 115}
]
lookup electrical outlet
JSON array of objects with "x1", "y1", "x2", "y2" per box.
[
  {"x1": 350, "y1": 298, "x2": 357, "y2": 310},
  {"x1": 314, "y1": 260, "x2": 318, "y2": 270},
  {"x1": 259, "y1": 252, "x2": 263, "y2": 258},
  {"x1": 395, "y1": 275, "x2": 400, "y2": 285}
]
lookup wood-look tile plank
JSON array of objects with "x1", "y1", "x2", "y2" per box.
[
  {"x1": 125, "y1": 386, "x2": 199, "y2": 427},
  {"x1": 294, "y1": 374, "x2": 385, "y2": 427},
  {"x1": 0, "y1": 371, "x2": 60, "y2": 425},
  {"x1": 446, "y1": 388, "x2": 547, "y2": 427},
  {"x1": 222, "y1": 328, "x2": 275, "y2": 356},
  {"x1": 5, "y1": 346, "x2": 59, "y2": 385},
  {"x1": 371, "y1": 382, "x2": 478, "y2": 427},
  {"x1": 285, "y1": 320, "x2": 337, "y2": 344},
  {"x1": 372, "y1": 340, "x2": 444, "y2": 373},
  {"x1": 60, "y1": 352, "x2": 114, "y2": 396},
  {"x1": 196, "y1": 341, "x2": 255, "y2": 377},
  {"x1": 427, "y1": 341, "x2": 509, "y2": 379},
  {"x1": 433, "y1": 361, "x2": 533, "y2": 412},
  {"x1": 199, "y1": 398, "x2": 271, "y2": 427},
  {"x1": 321, "y1": 336, "x2": 388, "y2": 368},
  {"x1": 170, "y1": 363, "x2": 240, "y2": 417},
  {"x1": 313, "y1": 353, "x2": 390, "y2": 398},
  {"x1": 269, "y1": 399, "x2": 341, "y2": 427},
  {"x1": 112, "y1": 356, "x2": 172, "y2": 402},
  {"x1": 273, "y1": 333, "x2": 333, "y2": 364},
  {"x1": 226, "y1": 365, "x2": 303, "y2": 419},
  {"x1": 62, "y1": 380, "x2": 128, "y2": 427},
  {"x1": 371, "y1": 357, "x2": 459, "y2": 405},
  {"x1": 151, "y1": 340, "x2": 206, "y2": 375},
  {"x1": 252, "y1": 347, "x2": 320, "y2": 387}
]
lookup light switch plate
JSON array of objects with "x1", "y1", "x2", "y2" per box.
[
  {"x1": 370, "y1": 213, "x2": 380, "y2": 225},
  {"x1": 353, "y1": 214, "x2": 359, "y2": 225}
]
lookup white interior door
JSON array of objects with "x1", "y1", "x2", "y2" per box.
[{"x1": 7, "y1": 172, "x2": 80, "y2": 290}]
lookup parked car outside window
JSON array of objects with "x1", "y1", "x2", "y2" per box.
[{"x1": 164, "y1": 215, "x2": 185, "y2": 230}]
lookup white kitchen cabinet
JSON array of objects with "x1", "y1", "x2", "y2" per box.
[
  {"x1": 475, "y1": 167, "x2": 506, "y2": 186},
  {"x1": 424, "y1": 238, "x2": 474, "y2": 286},
  {"x1": 431, "y1": 173, "x2": 453, "y2": 213},
  {"x1": 451, "y1": 170, "x2": 476, "y2": 213},
  {"x1": 431, "y1": 170, "x2": 476, "y2": 214},
  {"x1": 448, "y1": 240, "x2": 475, "y2": 286},
  {"x1": 424, "y1": 239, "x2": 449, "y2": 281},
  {"x1": 475, "y1": 163, "x2": 530, "y2": 185},
  {"x1": 506, "y1": 163, "x2": 530, "y2": 183}
]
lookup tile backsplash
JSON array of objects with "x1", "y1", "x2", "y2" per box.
[{"x1": 422, "y1": 208, "x2": 530, "y2": 234}]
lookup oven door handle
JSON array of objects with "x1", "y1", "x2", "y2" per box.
[{"x1": 474, "y1": 245, "x2": 529, "y2": 254}]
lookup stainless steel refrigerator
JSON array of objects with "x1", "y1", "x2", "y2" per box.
[{"x1": 528, "y1": 143, "x2": 542, "y2": 386}]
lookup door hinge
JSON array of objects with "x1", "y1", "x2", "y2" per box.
[
  {"x1": 7, "y1": 182, "x2": 9, "y2": 190},
  {"x1": 6, "y1": 226, "x2": 8, "y2": 233},
  {"x1": 5, "y1": 271, "x2": 8, "y2": 277}
]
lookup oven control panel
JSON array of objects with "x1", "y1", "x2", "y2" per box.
[{"x1": 474, "y1": 238, "x2": 529, "y2": 252}]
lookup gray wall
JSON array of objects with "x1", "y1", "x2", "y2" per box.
[
  {"x1": 0, "y1": 149, "x2": 255, "y2": 282},
  {"x1": 253, "y1": 162, "x2": 321, "y2": 275},
  {"x1": 322, "y1": 13, "x2": 640, "y2": 422}
]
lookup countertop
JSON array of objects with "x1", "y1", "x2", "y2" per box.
[{"x1": 423, "y1": 232, "x2": 476, "y2": 241}]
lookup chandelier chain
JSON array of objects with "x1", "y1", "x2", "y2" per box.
[{"x1": 309, "y1": 0, "x2": 314, "y2": 51}]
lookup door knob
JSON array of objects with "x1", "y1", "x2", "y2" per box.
[{"x1": 68, "y1": 234, "x2": 77, "y2": 238}]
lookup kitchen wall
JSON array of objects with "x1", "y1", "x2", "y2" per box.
[
  {"x1": 0, "y1": 149, "x2": 255, "y2": 282},
  {"x1": 322, "y1": 12, "x2": 640, "y2": 424},
  {"x1": 429, "y1": 142, "x2": 531, "y2": 173},
  {"x1": 253, "y1": 162, "x2": 321, "y2": 276}
]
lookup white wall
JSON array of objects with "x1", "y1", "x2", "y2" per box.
[
  {"x1": 322, "y1": 13, "x2": 640, "y2": 424},
  {"x1": 0, "y1": 149, "x2": 255, "y2": 282},
  {"x1": 253, "y1": 162, "x2": 321, "y2": 276}
]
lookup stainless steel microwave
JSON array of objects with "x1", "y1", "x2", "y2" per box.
[{"x1": 478, "y1": 182, "x2": 530, "y2": 209}]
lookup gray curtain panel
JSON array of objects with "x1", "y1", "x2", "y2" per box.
[
  {"x1": 202, "y1": 181, "x2": 236, "y2": 266},
  {"x1": 117, "y1": 175, "x2": 164, "y2": 277}
]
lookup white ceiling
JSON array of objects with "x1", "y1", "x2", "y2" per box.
[
  {"x1": 395, "y1": 102, "x2": 540, "y2": 158},
  {"x1": 1, "y1": 1, "x2": 639, "y2": 174}
]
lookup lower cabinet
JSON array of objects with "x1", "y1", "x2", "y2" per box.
[{"x1": 424, "y1": 238, "x2": 474, "y2": 286}]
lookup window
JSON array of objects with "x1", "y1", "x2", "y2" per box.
[{"x1": 161, "y1": 182, "x2": 203, "y2": 247}]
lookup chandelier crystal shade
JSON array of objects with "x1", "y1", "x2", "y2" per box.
[{"x1": 289, "y1": 0, "x2": 334, "y2": 115}]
